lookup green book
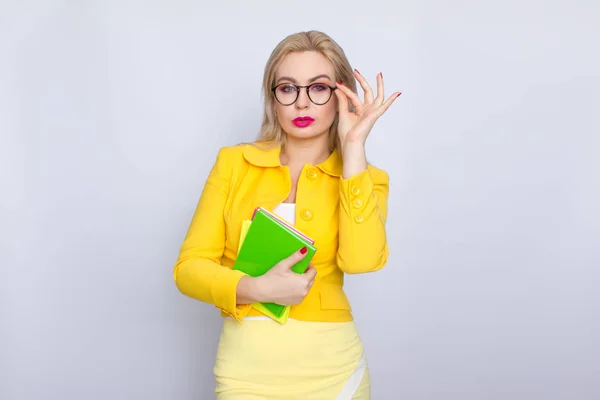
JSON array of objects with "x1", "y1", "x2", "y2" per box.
[
  {"x1": 233, "y1": 206, "x2": 317, "y2": 319},
  {"x1": 237, "y1": 220, "x2": 290, "y2": 324}
]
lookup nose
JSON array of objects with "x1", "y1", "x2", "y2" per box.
[{"x1": 295, "y1": 88, "x2": 310, "y2": 110}]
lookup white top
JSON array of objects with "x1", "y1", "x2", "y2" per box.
[{"x1": 272, "y1": 203, "x2": 296, "y2": 226}]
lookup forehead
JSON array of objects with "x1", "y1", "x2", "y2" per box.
[{"x1": 275, "y1": 51, "x2": 335, "y2": 82}]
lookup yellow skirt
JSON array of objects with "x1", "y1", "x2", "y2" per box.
[{"x1": 214, "y1": 317, "x2": 371, "y2": 399}]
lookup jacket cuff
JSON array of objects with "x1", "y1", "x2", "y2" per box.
[
  {"x1": 339, "y1": 169, "x2": 377, "y2": 222},
  {"x1": 217, "y1": 303, "x2": 252, "y2": 323},
  {"x1": 212, "y1": 268, "x2": 248, "y2": 321}
]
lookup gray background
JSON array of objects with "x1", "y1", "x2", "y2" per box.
[{"x1": 1, "y1": 1, "x2": 599, "y2": 399}]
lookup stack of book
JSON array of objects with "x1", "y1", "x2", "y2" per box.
[{"x1": 233, "y1": 207, "x2": 317, "y2": 323}]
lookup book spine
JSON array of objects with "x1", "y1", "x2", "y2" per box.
[{"x1": 257, "y1": 207, "x2": 315, "y2": 244}]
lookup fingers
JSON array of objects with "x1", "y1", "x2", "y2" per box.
[
  {"x1": 354, "y1": 69, "x2": 374, "y2": 104},
  {"x1": 374, "y1": 72, "x2": 384, "y2": 106},
  {"x1": 304, "y1": 263, "x2": 317, "y2": 282},
  {"x1": 376, "y1": 92, "x2": 402, "y2": 117},
  {"x1": 336, "y1": 81, "x2": 362, "y2": 109},
  {"x1": 304, "y1": 263, "x2": 317, "y2": 294},
  {"x1": 334, "y1": 87, "x2": 349, "y2": 115},
  {"x1": 278, "y1": 246, "x2": 308, "y2": 270}
]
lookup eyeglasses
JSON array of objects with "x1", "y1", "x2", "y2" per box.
[{"x1": 271, "y1": 82, "x2": 337, "y2": 106}]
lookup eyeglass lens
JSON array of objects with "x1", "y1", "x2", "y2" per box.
[{"x1": 274, "y1": 83, "x2": 332, "y2": 105}]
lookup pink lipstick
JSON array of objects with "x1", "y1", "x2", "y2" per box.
[{"x1": 292, "y1": 116, "x2": 315, "y2": 127}]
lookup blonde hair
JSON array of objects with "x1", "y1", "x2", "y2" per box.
[{"x1": 256, "y1": 31, "x2": 357, "y2": 152}]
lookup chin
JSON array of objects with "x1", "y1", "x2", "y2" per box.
[{"x1": 283, "y1": 124, "x2": 329, "y2": 140}]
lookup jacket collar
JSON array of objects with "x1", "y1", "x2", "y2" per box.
[{"x1": 242, "y1": 142, "x2": 342, "y2": 177}]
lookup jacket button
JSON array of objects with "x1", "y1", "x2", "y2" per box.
[
  {"x1": 301, "y1": 209, "x2": 313, "y2": 221},
  {"x1": 354, "y1": 214, "x2": 365, "y2": 223},
  {"x1": 353, "y1": 199, "x2": 363, "y2": 209},
  {"x1": 351, "y1": 185, "x2": 361, "y2": 196},
  {"x1": 306, "y1": 168, "x2": 319, "y2": 180}
]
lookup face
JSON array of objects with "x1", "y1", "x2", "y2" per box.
[{"x1": 272, "y1": 51, "x2": 338, "y2": 141}]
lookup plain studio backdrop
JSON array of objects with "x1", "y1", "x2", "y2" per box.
[{"x1": 1, "y1": 1, "x2": 598, "y2": 399}]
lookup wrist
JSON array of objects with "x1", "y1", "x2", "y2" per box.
[
  {"x1": 239, "y1": 275, "x2": 269, "y2": 303},
  {"x1": 341, "y1": 138, "x2": 366, "y2": 153},
  {"x1": 237, "y1": 276, "x2": 263, "y2": 304},
  {"x1": 252, "y1": 276, "x2": 271, "y2": 303},
  {"x1": 341, "y1": 142, "x2": 368, "y2": 178}
]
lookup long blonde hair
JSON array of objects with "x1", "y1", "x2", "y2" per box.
[{"x1": 256, "y1": 31, "x2": 357, "y2": 152}]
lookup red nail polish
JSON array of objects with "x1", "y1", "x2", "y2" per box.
[
  {"x1": 300, "y1": 247, "x2": 307, "y2": 254},
  {"x1": 337, "y1": 81, "x2": 342, "y2": 85},
  {"x1": 396, "y1": 92, "x2": 402, "y2": 97},
  {"x1": 354, "y1": 69, "x2": 360, "y2": 74},
  {"x1": 380, "y1": 72, "x2": 383, "y2": 78}
]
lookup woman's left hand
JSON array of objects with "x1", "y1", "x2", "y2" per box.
[{"x1": 334, "y1": 70, "x2": 401, "y2": 148}]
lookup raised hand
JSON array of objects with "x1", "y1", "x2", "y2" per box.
[{"x1": 334, "y1": 70, "x2": 401, "y2": 148}]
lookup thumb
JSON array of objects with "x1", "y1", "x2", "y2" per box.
[{"x1": 334, "y1": 85, "x2": 349, "y2": 115}]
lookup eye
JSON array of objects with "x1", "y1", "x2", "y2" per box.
[
  {"x1": 310, "y1": 83, "x2": 328, "y2": 92},
  {"x1": 278, "y1": 84, "x2": 297, "y2": 93}
]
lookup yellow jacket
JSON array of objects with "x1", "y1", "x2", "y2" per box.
[{"x1": 173, "y1": 142, "x2": 389, "y2": 322}]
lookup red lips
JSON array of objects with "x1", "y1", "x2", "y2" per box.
[
  {"x1": 292, "y1": 116, "x2": 315, "y2": 128},
  {"x1": 293, "y1": 116, "x2": 315, "y2": 122}
]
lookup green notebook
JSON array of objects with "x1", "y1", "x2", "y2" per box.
[
  {"x1": 233, "y1": 206, "x2": 317, "y2": 319},
  {"x1": 237, "y1": 220, "x2": 290, "y2": 324}
]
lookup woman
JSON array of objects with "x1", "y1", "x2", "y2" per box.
[{"x1": 174, "y1": 30, "x2": 401, "y2": 399}]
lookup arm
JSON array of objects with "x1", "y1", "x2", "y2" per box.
[
  {"x1": 337, "y1": 142, "x2": 390, "y2": 274},
  {"x1": 332, "y1": 69, "x2": 399, "y2": 274},
  {"x1": 173, "y1": 147, "x2": 254, "y2": 321}
]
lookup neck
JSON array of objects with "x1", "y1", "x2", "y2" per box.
[{"x1": 280, "y1": 134, "x2": 331, "y2": 166}]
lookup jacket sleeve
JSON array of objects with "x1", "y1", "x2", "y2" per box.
[
  {"x1": 337, "y1": 166, "x2": 390, "y2": 274},
  {"x1": 173, "y1": 147, "x2": 251, "y2": 321}
]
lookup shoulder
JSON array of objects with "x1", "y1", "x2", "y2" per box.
[
  {"x1": 212, "y1": 142, "x2": 250, "y2": 166},
  {"x1": 213, "y1": 141, "x2": 280, "y2": 170},
  {"x1": 221, "y1": 141, "x2": 280, "y2": 168},
  {"x1": 214, "y1": 142, "x2": 249, "y2": 159}
]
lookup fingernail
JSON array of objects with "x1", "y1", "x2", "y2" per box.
[
  {"x1": 336, "y1": 81, "x2": 342, "y2": 85},
  {"x1": 380, "y1": 72, "x2": 383, "y2": 78},
  {"x1": 354, "y1": 69, "x2": 360, "y2": 74},
  {"x1": 396, "y1": 92, "x2": 402, "y2": 97},
  {"x1": 300, "y1": 247, "x2": 307, "y2": 254}
]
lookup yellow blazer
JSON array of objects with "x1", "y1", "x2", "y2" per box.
[{"x1": 173, "y1": 142, "x2": 390, "y2": 322}]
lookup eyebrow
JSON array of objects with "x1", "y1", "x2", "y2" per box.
[{"x1": 276, "y1": 74, "x2": 332, "y2": 84}]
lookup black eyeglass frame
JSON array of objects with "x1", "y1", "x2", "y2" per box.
[{"x1": 270, "y1": 83, "x2": 338, "y2": 106}]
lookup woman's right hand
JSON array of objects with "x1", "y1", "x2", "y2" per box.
[{"x1": 254, "y1": 247, "x2": 317, "y2": 305}]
